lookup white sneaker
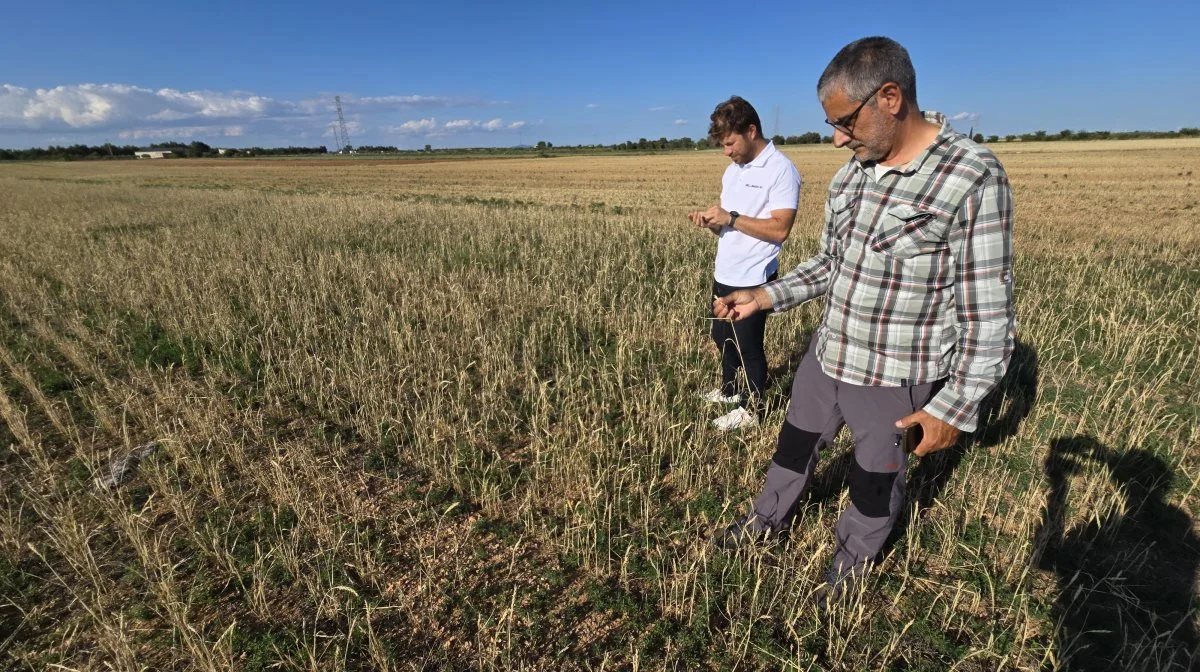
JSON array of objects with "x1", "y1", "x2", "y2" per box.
[
  {"x1": 699, "y1": 388, "x2": 741, "y2": 404},
  {"x1": 713, "y1": 407, "x2": 758, "y2": 431}
]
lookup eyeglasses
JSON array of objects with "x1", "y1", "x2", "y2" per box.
[{"x1": 824, "y1": 84, "x2": 884, "y2": 135}]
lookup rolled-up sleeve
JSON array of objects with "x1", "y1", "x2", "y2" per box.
[{"x1": 925, "y1": 177, "x2": 1016, "y2": 432}]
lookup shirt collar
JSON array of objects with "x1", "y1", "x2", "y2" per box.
[
  {"x1": 745, "y1": 140, "x2": 776, "y2": 168},
  {"x1": 858, "y1": 110, "x2": 955, "y2": 178},
  {"x1": 909, "y1": 111, "x2": 953, "y2": 176}
]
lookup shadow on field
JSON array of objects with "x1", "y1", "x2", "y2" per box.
[{"x1": 1034, "y1": 436, "x2": 1200, "y2": 671}]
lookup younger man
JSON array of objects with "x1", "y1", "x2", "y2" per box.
[{"x1": 689, "y1": 96, "x2": 801, "y2": 430}]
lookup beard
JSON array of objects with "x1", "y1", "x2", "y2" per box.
[
  {"x1": 850, "y1": 112, "x2": 900, "y2": 163},
  {"x1": 851, "y1": 143, "x2": 887, "y2": 163},
  {"x1": 849, "y1": 120, "x2": 895, "y2": 163}
]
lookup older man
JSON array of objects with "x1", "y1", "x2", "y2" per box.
[{"x1": 713, "y1": 37, "x2": 1015, "y2": 599}]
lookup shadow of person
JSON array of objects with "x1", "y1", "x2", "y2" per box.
[{"x1": 1034, "y1": 436, "x2": 1200, "y2": 670}]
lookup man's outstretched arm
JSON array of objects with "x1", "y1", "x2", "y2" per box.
[{"x1": 715, "y1": 195, "x2": 838, "y2": 320}]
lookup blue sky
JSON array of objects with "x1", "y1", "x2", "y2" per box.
[{"x1": 2, "y1": 0, "x2": 1197, "y2": 149}]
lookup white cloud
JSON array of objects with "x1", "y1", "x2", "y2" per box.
[
  {"x1": 387, "y1": 117, "x2": 438, "y2": 134},
  {"x1": 585, "y1": 103, "x2": 599, "y2": 108},
  {"x1": 648, "y1": 106, "x2": 667, "y2": 112},
  {"x1": 292, "y1": 93, "x2": 501, "y2": 116},
  {"x1": 0, "y1": 83, "x2": 286, "y2": 131},
  {"x1": 154, "y1": 88, "x2": 273, "y2": 118},
  {"x1": 146, "y1": 109, "x2": 191, "y2": 121},
  {"x1": 0, "y1": 84, "x2": 506, "y2": 132},
  {"x1": 385, "y1": 117, "x2": 526, "y2": 136},
  {"x1": 0, "y1": 81, "x2": 526, "y2": 146},
  {"x1": 117, "y1": 125, "x2": 246, "y2": 140},
  {"x1": 353, "y1": 94, "x2": 466, "y2": 107},
  {"x1": 673, "y1": 119, "x2": 687, "y2": 126},
  {"x1": 951, "y1": 111, "x2": 980, "y2": 122},
  {"x1": 19, "y1": 85, "x2": 119, "y2": 127},
  {"x1": 415, "y1": 118, "x2": 530, "y2": 133}
]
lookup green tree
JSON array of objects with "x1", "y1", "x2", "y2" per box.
[{"x1": 188, "y1": 140, "x2": 211, "y2": 157}]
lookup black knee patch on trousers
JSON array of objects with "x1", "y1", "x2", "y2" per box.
[
  {"x1": 772, "y1": 422, "x2": 820, "y2": 473},
  {"x1": 849, "y1": 462, "x2": 899, "y2": 518}
]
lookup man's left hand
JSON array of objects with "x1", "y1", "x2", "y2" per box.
[
  {"x1": 688, "y1": 209, "x2": 723, "y2": 234},
  {"x1": 894, "y1": 410, "x2": 960, "y2": 457},
  {"x1": 703, "y1": 205, "x2": 733, "y2": 227}
]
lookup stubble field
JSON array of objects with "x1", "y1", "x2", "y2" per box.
[{"x1": 0, "y1": 139, "x2": 1198, "y2": 670}]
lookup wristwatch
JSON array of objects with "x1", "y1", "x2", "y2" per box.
[{"x1": 728, "y1": 211, "x2": 739, "y2": 229}]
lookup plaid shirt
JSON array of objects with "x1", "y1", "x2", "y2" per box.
[{"x1": 764, "y1": 111, "x2": 1015, "y2": 432}]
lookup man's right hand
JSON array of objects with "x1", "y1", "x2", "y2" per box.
[
  {"x1": 713, "y1": 288, "x2": 772, "y2": 321},
  {"x1": 688, "y1": 210, "x2": 721, "y2": 234}
]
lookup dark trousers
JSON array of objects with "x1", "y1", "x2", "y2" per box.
[
  {"x1": 749, "y1": 334, "x2": 943, "y2": 578},
  {"x1": 710, "y1": 272, "x2": 776, "y2": 406}
]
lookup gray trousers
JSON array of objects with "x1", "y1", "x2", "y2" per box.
[{"x1": 748, "y1": 337, "x2": 941, "y2": 578}]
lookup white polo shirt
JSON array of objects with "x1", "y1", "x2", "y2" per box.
[{"x1": 714, "y1": 141, "x2": 801, "y2": 287}]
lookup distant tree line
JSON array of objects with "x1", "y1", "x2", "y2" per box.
[
  {"x1": 0, "y1": 141, "x2": 328, "y2": 161},
  {"x1": 3, "y1": 127, "x2": 1198, "y2": 160},
  {"x1": 982, "y1": 127, "x2": 1199, "y2": 144},
  {"x1": 608, "y1": 132, "x2": 829, "y2": 151},
  {"x1": 229, "y1": 145, "x2": 328, "y2": 157}
]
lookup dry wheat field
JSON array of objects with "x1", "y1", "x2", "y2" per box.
[{"x1": 1, "y1": 139, "x2": 1198, "y2": 670}]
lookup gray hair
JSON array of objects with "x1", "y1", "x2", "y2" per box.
[{"x1": 817, "y1": 36, "x2": 917, "y2": 105}]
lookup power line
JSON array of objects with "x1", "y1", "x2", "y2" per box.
[{"x1": 335, "y1": 95, "x2": 352, "y2": 152}]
